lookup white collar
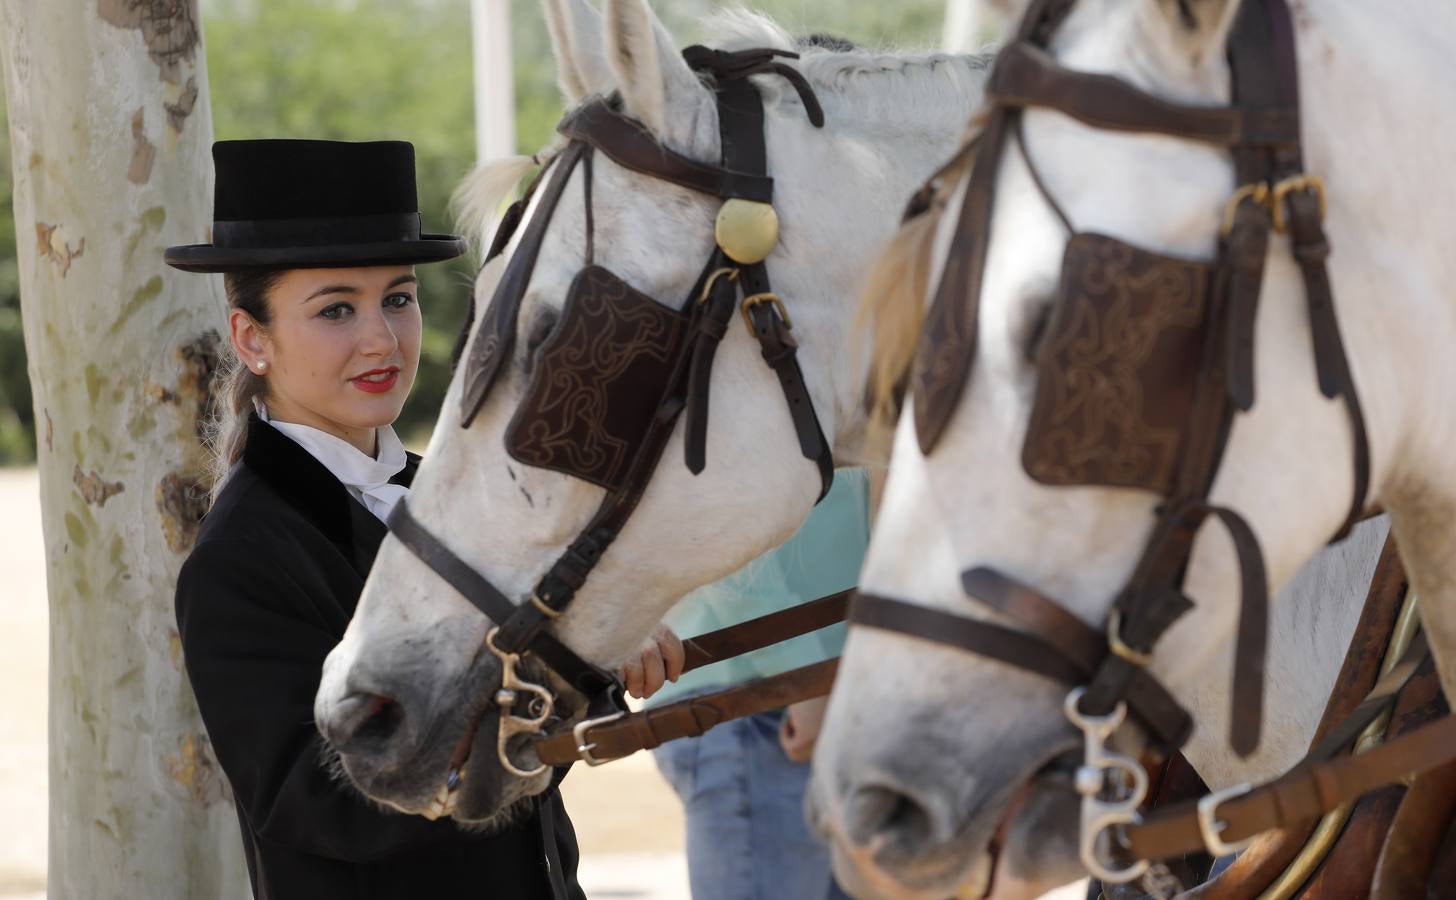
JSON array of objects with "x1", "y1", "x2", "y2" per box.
[{"x1": 258, "y1": 402, "x2": 410, "y2": 522}]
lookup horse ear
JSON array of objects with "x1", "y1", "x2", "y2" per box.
[
  {"x1": 603, "y1": 0, "x2": 702, "y2": 136},
  {"x1": 544, "y1": 0, "x2": 614, "y2": 104},
  {"x1": 1148, "y1": 0, "x2": 1244, "y2": 66}
]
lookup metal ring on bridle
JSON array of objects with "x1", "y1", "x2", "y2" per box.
[
  {"x1": 1107, "y1": 609, "x2": 1153, "y2": 667},
  {"x1": 697, "y1": 266, "x2": 739, "y2": 305},
  {"x1": 1220, "y1": 181, "x2": 1270, "y2": 236}
]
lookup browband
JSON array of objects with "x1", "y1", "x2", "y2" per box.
[{"x1": 558, "y1": 98, "x2": 775, "y2": 204}]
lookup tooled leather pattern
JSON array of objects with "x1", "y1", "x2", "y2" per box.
[
  {"x1": 505, "y1": 266, "x2": 688, "y2": 491},
  {"x1": 1021, "y1": 234, "x2": 1212, "y2": 495}
]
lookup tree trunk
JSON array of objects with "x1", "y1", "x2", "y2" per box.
[{"x1": 0, "y1": 2, "x2": 248, "y2": 896}]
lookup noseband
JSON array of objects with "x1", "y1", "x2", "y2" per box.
[
  {"x1": 845, "y1": 0, "x2": 1449, "y2": 888},
  {"x1": 387, "y1": 46, "x2": 838, "y2": 781}
]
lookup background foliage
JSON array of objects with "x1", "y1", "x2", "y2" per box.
[{"x1": 0, "y1": 0, "x2": 943, "y2": 462}]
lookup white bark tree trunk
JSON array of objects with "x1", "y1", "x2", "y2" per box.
[{"x1": 0, "y1": 2, "x2": 249, "y2": 896}]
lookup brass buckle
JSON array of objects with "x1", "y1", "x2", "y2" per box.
[
  {"x1": 1197, "y1": 782, "x2": 1255, "y2": 856},
  {"x1": 697, "y1": 267, "x2": 738, "y2": 306},
  {"x1": 741, "y1": 292, "x2": 793, "y2": 333},
  {"x1": 1107, "y1": 609, "x2": 1153, "y2": 667},
  {"x1": 1270, "y1": 174, "x2": 1327, "y2": 234},
  {"x1": 572, "y1": 708, "x2": 628, "y2": 766},
  {"x1": 1219, "y1": 182, "x2": 1270, "y2": 236}
]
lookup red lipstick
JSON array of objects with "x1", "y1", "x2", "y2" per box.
[{"x1": 351, "y1": 367, "x2": 399, "y2": 394}]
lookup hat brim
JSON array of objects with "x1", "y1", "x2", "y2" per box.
[{"x1": 164, "y1": 234, "x2": 467, "y2": 273}]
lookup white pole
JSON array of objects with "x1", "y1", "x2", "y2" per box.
[
  {"x1": 942, "y1": 0, "x2": 1010, "y2": 52},
  {"x1": 471, "y1": 0, "x2": 516, "y2": 163},
  {"x1": 941, "y1": 0, "x2": 976, "y2": 52}
]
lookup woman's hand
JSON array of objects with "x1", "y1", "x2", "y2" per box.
[
  {"x1": 620, "y1": 623, "x2": 686, "y2": 699},
  {"x1": 779, "y1": 696, "x2": 830, "y2": 763}
]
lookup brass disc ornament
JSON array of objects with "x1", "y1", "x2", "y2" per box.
[{"x1": 715, "y1": 199, "x2": 780, "y2": 264}]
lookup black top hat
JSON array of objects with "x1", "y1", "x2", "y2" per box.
[{"x1": 165, "y1": 139, "x2": 466, "y2": 273}]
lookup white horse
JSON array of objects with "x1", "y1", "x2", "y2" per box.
[
  {"x1": 313, "y1": 0, "x2": 990, "y2": 825},
  {"x1": 811, "y1": 0, "x2": 1456, "y2": 896}
]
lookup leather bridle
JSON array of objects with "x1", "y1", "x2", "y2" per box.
[
  {"x1": 849, "y1": 0, "x2": 1455, "y2": 888},
  {"x1": 385, "y1": 47, "x2": 843, "y2": 782}
]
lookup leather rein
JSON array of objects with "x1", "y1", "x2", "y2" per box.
[
  {"x1": 851, "y1": 0, "x2": 1454, "y2": 888},
  {"x1": 386, "y1": 47, "x2": 850, "y2": 783}
]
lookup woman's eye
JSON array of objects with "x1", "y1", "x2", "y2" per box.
[
  {"x1": 384, "y1": 292, "x2": 416, "y2": 310},
  {"x1": 320, "y1": 302, "x2": 353, "y2": 321}
]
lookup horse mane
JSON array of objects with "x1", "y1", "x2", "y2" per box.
[{"x1": 708, "y1": 9, "x2": 994, "y2": 136}]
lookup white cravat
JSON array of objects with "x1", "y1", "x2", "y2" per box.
[{"x1": 258, "y1": 402, "x2": 410, "y2": 523}]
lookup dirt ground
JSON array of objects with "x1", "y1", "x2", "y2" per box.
[{"x1": 0, "y1": 468, "x2": 686, "y2": 899}]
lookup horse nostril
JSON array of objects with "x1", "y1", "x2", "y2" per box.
[
  {"x1": 324, "y1": 692, "x2": 405, "y2": 752},
  {"x1": 844, "y1": 785, "x2": 937, "y2": 856}
]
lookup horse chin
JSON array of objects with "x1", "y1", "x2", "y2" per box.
[{"x1": 445, "y1": 716, "x2": 552, "y2": 827}]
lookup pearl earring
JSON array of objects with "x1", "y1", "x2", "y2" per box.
[{"x1": 255, "y1": 360, "x2": 267, "y2": 373}]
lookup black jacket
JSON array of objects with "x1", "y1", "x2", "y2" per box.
[{"x1": 175, "y1": 416, "x2": 584, "y2": 900}]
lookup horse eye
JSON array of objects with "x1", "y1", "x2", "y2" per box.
[
  {"x1": 1023, "y1": 302, "x2": 1053, "y2": 364},
  {"x1": 522, "y1": 308, "x2": 559, "y2": 369}
]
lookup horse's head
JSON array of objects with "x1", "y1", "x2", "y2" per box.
[
  {"x1": 315, "y1": 0, "x2": 981, "y2": 825},
  {"x1": 813, "y1": 0, "x2": 1378, "y2": 895}
]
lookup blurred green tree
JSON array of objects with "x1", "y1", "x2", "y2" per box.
[{"x1": 0, "y1": 0, "x2": 945, "y2": 461}]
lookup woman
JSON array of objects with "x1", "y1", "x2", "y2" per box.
[{"x1": 167, "y1": 139, "x2": 677, "y2": 899}]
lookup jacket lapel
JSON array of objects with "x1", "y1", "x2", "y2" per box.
[{"x1": 243, "y1": 414, "x2": 422, "y2": 578}]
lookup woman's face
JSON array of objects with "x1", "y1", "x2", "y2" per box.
[{"x1": 232, "y1": 265, "x2": 421, "y2": 453}]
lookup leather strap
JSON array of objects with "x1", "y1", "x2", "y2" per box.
[
  {"x1": 557, "y1": 97, "x2": 775, "y2": 203},
  {"x1": 683, "y1": 252, "x2": 739, "y2": 475},
  {"x1": 1123, "y1": 714, "x2": 1456, "y2": 861},
  {"x1": 535, "y1": 659, "x2": 839, "y2": 766},
  {"x1": 681, "y1": 589, "x2": 849, "y2": 672},
  {"x1": 460, "y1": 144, "x2": 586, "y2": 426},
  {"x1": 742, "y1": 260, "x2": 835, "y2": 500},
  {"x1": 988, "y1": 42, "x2": 1300, "y2": 148},
  {"x1": 387, "y1": 501, "x2": 619, "y2": 695},
  {"x1": 850, "y1": 587, "x2": 1193, "y2": 749}
]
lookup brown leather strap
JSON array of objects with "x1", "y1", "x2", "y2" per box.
[
  {"x1": 534, "y1": 658, "x2": 839, "y2": 766},
  {"x1": 681, "y1": 590, "x2": 849, "y2": 674},
  {"x1": 851, "y1": 586, "x2": 1193, "y2": 748},
  {"x1": 988, "y1": 42, "x2": 1300, "y2": 148},
  {"x1": 742, "y1": 262, "x2": 835, "y2": 498},
  {"x1": 460, "y1": 143, "x2": 586, "y2": 427},
  {"x1": 1124, "y1": 714, "x2": 1456, "y2": 861},
  {"x1": 557, "y1": 97, "x2": 775, "y2": 203}
]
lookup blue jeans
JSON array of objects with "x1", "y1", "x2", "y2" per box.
[{"x1": 653, "y1": 708, "x2": 849, "y2": 900}]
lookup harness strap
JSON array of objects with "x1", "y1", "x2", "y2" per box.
[
  {"x1": 557, "y1": 98, "x2": 775, "y2": 203},
  {"x1": 536, "y1": 659, "x2": 840, "y2": 766},
  {"x1": 850, "y1": 587, "x2": 1193, "y2": 749},
  {"x1": 534, "y1": 590, "x2": 851, "y2": 765},
  {"x1": 987, "y1": 42, "x2": 1301, "y2": 147},
  {"x1": 1123, "y1": 714, "x2": 1456, "y2": 862},
  {"x1": 460, "y1": 144, "x2": 586, "y2": 426},
  {"x1": 683, "y1": 252, "x2": 739, "y2": 475},
  {"x1": 387, "y1": 501, "x2": 619, "y2": 696}
]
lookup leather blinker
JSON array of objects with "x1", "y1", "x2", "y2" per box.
[
  {"x1": 1022, "y1": 234, "x2": 1215, "y2": 495},
  {"x1": 504, "y1": 266, "x2": 690, "y2": 491}
]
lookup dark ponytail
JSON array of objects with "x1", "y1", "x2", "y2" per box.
[{"x1": 206, "y1": 269, "x2": 282, "y2": 504}]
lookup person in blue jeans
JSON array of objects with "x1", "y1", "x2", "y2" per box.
[{"x1": 650, "y1": 470, "x2": 868, "y2": 900}]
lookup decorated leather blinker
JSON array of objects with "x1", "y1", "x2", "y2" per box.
[
  {"x1": 1021, "y1": 234, "x2": 1215, "y2": 496},
  {"x1": 504, "y1": 266, "x2": 690, "y2": 491}
]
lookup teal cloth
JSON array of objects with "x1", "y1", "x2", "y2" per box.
[{"x1": 647, "y1": 469, "x2": 869, "y2": 708}]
